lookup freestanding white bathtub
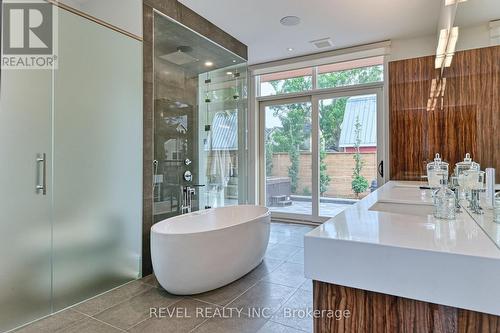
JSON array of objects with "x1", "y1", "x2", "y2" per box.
[{"x1": 151, "y1": 205, "x2": 271, "y2": 295}]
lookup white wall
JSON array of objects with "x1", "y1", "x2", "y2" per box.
[
  {"x1": 58, "y1": 0, "x2": 142, "y2": 38},
  {"x1": 389, "y1": 34, "x2": 436, "y2": 62},
  {"x1": 389, "y1": 23, "x2": 499, "y2": 62}
]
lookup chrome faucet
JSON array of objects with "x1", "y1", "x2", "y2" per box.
[
  {"x1": 470, "y1": 189, "x2": 484, "y2": 215},
  {"x1": 181, "y1": 186, "x2": 196, "y2": 214}
]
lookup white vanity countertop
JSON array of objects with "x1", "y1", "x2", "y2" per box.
[{"x1": 304, "y1": 181, "x2": 500, "y2": 316}]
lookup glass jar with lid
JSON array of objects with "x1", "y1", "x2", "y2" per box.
[
  {"x1": 455, "y1": 153, "x2": 480, "y2": 200},
  {"x1": 454, "y1": 153, "x2": 480, "y2": 177},
  {"x1": 427, "y1": 153, "x2": 449, "y2": 188}
]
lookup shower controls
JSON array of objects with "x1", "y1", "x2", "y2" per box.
[
  {"x1": 184, "y1": 159, "x2": 192, "y2": 166},
  {"x1": 181, "y1": 186, "x2": 196, "y2": 214},
  {"x1": 36, "y1": 153, "x2": 47, "y2": 195},
  {"x1": 184, "y1": 170, "x2": 193, "y2": 182}
]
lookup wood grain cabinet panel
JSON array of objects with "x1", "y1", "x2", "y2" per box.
[{"x1": 313, "y1": 281, "x2": 499, "y2": 333}]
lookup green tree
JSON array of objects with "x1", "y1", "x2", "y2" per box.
[
  {"x1": 269, "y1": 103, "x2": 310, "y2": 194},
  {"x1": 317, "y1": 65, "x2": 383, "y2": 89},
  {"x1": 319, "y1": 98, "x2": 347, "y2": 151},
  {"x1": 351, "y1": 116, "x2": 369, "y2": 198},
  {"x1": 267, "y1": 66, "x2": 381, "y2": 196},
  {"x1": 319, "y1": 137, "x2": 331, "y2": 195},
  {"x1": 265, "y1": 132, "x2": 274, "y2": 176}
]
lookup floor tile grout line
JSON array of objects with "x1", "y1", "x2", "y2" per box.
[
  {"x1": 73, "y1": 283, "x2": 157, "y2": 318},
  {"x1": 187, "y1": 296, "x2": 224, "y2": 308},
  {"x1": 268, "y1": 319, "x2": 310, "y2": 332},
  {"x1": 70, "y1": 310, "x2": 127, "y2": 332},
  {"x1": 188, "y1": 318, "x2": 210, "y2": 333},
  {"x1": 261, "y1": 277, "x2": 307, "y2": 290},
  {"x1": 139, "y1": 280, "x2": 160, "y2": 288},
  {"x1": 189, "y1": 275, "x2": 262, "y2": 309},
  {"x1": 220, "y1": 279, "x2": 261, "y2": 308},
  {"x1": 124, "y1": 297, "x2": 185, "y2": 331},
  {"x1": 126, "y1": 315, "x2": 150, "y2": 331},
  {"x1": 89, "y1": 316, "x2": 128, "y2": 332},
  {"x1": 234, "y1": 285, "x2": 301, "y2": 321}
]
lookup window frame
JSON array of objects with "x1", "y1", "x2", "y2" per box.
[{"x1": 256, "y1": 69, "x2": 385, "y2": 223}]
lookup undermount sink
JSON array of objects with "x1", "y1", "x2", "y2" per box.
[{"x1": 369, "y1": 202, "x2": 434, "y2": 217}]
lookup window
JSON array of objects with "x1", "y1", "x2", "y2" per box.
[
  {"x1": 317, "y1": 57, "x2": 384, "y2": 89},
  {"x1": 259, "y1": 68, "x2": 312, "y2": 96},
  {"x1": 258, "y1": 55, "x2": 385, "y2": 222},
  {"x1": 257, "y1": 56, "x2": 384, "y2": 97}
]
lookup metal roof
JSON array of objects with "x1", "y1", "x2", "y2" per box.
[
  {"x1": 338, "y1": 95, "x2": 376, "y2": 148},
  {"x1": 207, "y1": 111, "x2": 238, "y2": 150}
]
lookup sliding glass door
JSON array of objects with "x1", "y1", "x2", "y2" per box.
[
  {"x1": 315, "y1": 89, "x2": 383, "y2": 218},
  {"x1": 261, "y1": 98, "x2": 314, "y2": 221},
  {"x1": 260, "y1": 88, "x2": 383, "y2": 222}
]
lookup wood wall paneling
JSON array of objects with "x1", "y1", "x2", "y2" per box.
[
  {"x1": 389, "y1": 46, "x2": 500, "y2": 182},
  {"x1": 313, "y1": 281, "x2": 500, "y2": 333}
]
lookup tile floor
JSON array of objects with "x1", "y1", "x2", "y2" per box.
[
  {"x1": 268, "y1": 200, "x2": 352, "y2": 217},
  {"x1": 15, "y1": 222, "x2": 315, "y2": 333}
]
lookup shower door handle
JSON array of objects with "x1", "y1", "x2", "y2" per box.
[{"x1": 36, "y1": 153, "x2": 47, "y2": 195}]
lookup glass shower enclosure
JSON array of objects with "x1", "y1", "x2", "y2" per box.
[{"x1": 153, "y1": 12, "x2": 248, "y2": 222}]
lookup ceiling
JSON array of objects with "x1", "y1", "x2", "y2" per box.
[
  {"x1": 178, "y1": 0, "x2": 442, "y2": 64},
  {"x1": 178, "y1": 0, "x2": 500, "y2": 65}
]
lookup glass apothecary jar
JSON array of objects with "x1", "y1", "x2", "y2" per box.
[
  {"x1": 427, "y1": 153, "x2": 449, "y2": 188},
  {"x1": 454, "y1": 153, "x2": 480, "y2": 177}
]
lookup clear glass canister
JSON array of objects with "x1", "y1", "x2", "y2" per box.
[
  {"x1": 454, "y1": 153, "x2": 480, "y2": 177},
  {"x1": 494, "y1": 192, "x2": 500, "y2": 224},
  {"x1": 427, "y1": 153, "x2": 449, "y2": 188}
]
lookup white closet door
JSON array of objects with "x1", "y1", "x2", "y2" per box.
[
  {"x1": 52, "y1": 8, "x2": 142, "y2": 310},
  {"x1": 0, "y1": 66, "x2": 53, "y2": 331}
]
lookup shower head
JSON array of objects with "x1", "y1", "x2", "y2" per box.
[{"x1": 159, "y1": 46, "x2": 199, "y2": 66}]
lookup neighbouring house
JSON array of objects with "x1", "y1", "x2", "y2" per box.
[{"x1": 338, "y1": 94, "x2": 377, "y2": 153}]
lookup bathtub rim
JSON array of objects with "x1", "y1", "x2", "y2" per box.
[{"x1": 151, "y1": 204, "x2": 271, "y2": 236}]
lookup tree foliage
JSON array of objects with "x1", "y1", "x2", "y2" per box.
[
  {"x1": 266, "y1": 65, "x2": 381, "y2": 196},
  {"x1": 351, "y1": 116, "x2": 369, "y2": 197},
  {"x1": 268, "y1": 101, "x2": 310, "y2": 194}
]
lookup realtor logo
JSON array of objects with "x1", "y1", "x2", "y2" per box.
[{"x1": 1, "y1": 0, "x2": 58, "y2": 69}]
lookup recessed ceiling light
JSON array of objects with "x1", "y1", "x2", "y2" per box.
[
  {"x1": 204, "y1": 61, "x2": 213, "y2": 67},
  {"x1": 287, "y1": 47, "x2": 294, "y2": 52},
  {"x1": 226, "y1": 71, "x2": 233, "y2": 75},
  {"x1": 232, "y1": 60, "x2": 237, "y2": 63},
  {"x1": 280, "y1": 16, "x2": 300, "y2": 26}
]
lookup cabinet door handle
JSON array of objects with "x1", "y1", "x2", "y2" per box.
[{"x1": 36, "y1": 153, "x2": 47, "y2": 195}]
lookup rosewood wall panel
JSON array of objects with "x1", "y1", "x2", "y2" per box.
[{"x1": 389, "y1": 46, "x2": 500, "y2": 182}]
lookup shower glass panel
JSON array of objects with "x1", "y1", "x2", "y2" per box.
[{"x1": 153, "y1": 12, "x2": 247, "y2": 222}]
